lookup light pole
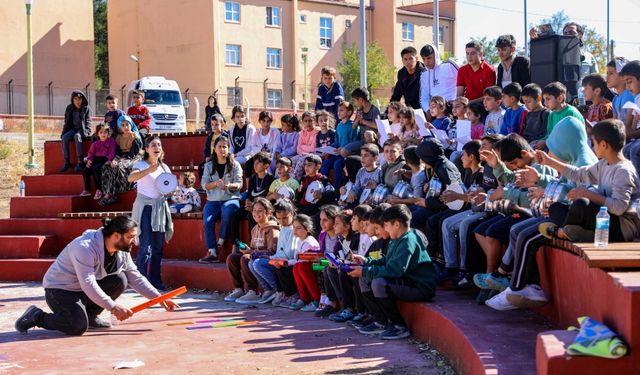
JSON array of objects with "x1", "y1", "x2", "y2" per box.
[
  {"x1": 25, "y1": 0, "x2": 37, "y2": 169},
  {"x1": 359, "y1": 0, "x2": 367, "y2": 89},
  {"x1": 301, "y1": 47, "x2": 308, "y2": 111},
  {"x1": 130, "y1": 54, "x2": 140, "y2": 80}
]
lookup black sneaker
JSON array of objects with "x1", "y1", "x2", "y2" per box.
[
  {"x1": 15, "y1": 305, "x2": 43, "y2": 334},
  {"x1": 357, "y1": 321, "x2": 386, "y2": 335},
  {"x1": 454, "y1": 271, "x2": 473, "y2": 290},
  {"x1": 198, "y1": 254, "x2": 220, "y2": 264},
  {"x1": 59, "y1": 163, "x2": 71, "y2": 173},
  {"x1": 88, "y1": 316, "x2": 112, "y2": 329},
  {"x1": 381, "y1": 324, "x2": 411, "y2": 340},
  {"x1": 74, "y1": 163, "x2": 84, "y2": 172},
  {"x1": 349, "y1": 315, "x2": 374, "y2": 329},
  {"x1": 314, "y1": 304, "x2": 337, "y2": 318}
]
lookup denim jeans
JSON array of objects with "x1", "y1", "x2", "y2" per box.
[
  {"x1": 136, "y1": 205, "x2": 165, "y2": 288},
  {"x1": 203, "y1": 199, "x2": 240, "y2": 249},
  {"x1": 320, "y1": 154, "x2": 345, "y2": 189},
  {"x1": 40, "y1": 273, "x2": 126, "y2": 336},
  {"x1": 61, "y1": 130, "x2": 84, "y2": 163},
  {"x1": 623, "y1": 139, "x2": 640, "y2": 175},
  {"x1": 249, "y1": 258, "x2": 277, "y2": 290},
  {"x1": 441, "y1": 210, "x2": 486, "y2": 269}
]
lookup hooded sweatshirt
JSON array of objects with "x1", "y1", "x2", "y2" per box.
[
  {"x1": 250, "y1": 219, "x2": 280, "y2": 255},
  {"x1": 416, "y1": 138, "x2": 462, "y2": 209},
  {"x1": 391, "y1": 61, "x2": 427, "y2": 110},
  {"x1": 43, "y1": 229, "x2": 160, "y2": 310},
  {"x1": 419, "y1": 44, "x2": 459, "y2": 111},
  {"x1": 271, "y1": 225, "x2": 298, "y2": 260},
  {"x1": 62, "y1": 90, "x2": 93, "y2": 138},
  {"x1": 541, "y1": 117, "x2": 598, "y2": 188}
]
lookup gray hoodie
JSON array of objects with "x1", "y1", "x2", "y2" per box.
[{"x1": 43, "y1": 229, "x2": 160, "y2": 310}]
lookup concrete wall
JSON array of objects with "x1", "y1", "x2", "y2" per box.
[{"x1": 0, "y1": 0, "x2": 95, "y2": 115}]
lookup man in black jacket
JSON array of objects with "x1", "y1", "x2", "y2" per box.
[
  {"x1": 495, "y1": 35, "x2": 530, "y2": 89},
  {"x1": 390, "y1": 47, "x2": 426, "y2": 110},
  {"x1": 61, "y1": 90, "x2": 93, "y2": 172}
]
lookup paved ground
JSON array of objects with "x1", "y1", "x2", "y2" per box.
[{"x1": 0, "y1": 282, "x2": 439, "y2": 375}]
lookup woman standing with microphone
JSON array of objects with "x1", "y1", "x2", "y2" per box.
[{"x1": 128, "y1": 136, "x2": 174, "y2": 290}]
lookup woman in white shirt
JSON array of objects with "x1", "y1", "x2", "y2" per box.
[{"x1": 128, "y1": 136, "x2": 174, "y2": 290}]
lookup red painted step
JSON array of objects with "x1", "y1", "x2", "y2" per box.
[
  {"x1": 0, "y1": 235, "x2": 57, "y2": 258},
  {"x1": 161, "y1": 260, "x2": 234, "y2": 292},
  {"x1": 0, "y1": 258, "x2": 54, "y2": 281},
  {"x1": 22, "y1": 174, "x2": 84, "y2": 196},
  {"x1": 10, "y1": 195, "x2": 89, "y2": 218},
  {"x1": 44, "y1": 134, "x2": 208, "y2": 175}
]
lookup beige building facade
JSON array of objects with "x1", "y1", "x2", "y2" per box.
[
  {"x1": 108, "y1": 0, "x2": 455, "y2": 117},
  {"x1": 0, "y1": 0, "x2": 95, "y2": 116}
]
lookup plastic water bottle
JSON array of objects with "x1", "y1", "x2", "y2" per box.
[
  {"x1": 18, "y1": 180, "x2": 25, "y2": 197},
  {"x1": 594, "y1": 206, "x2": 610, "y2": 247},
  {"x1": 577, "y1": 87, "x2": 586, "y2": 106}
]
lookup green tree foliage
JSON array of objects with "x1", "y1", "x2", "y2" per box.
[
  {"x1": 470, "y1": 36, "x2": 500, "y2": 66},
  {"x1": 538, "y1": 10, "x2": 607, "y2": 72},
  {"x1": 337, "y1": 42, "x2": 395, "y2": 100},
  {"x1": 94, "y1": 0, "x2": 108, "y2": 89}
]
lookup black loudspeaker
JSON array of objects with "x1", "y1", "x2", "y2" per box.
[{"x1": 530, "y1": 35, "x2": 582, "y2": 101}]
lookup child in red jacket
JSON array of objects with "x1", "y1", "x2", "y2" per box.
[{"x1": 127, "y1": 90, "x2": 151, "y2": 135}]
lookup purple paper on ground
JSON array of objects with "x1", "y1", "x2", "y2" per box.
[
  {"x1": 195, "y1": 318, "x2": 241, "y2": 323},
  {"x1": 186, "y1": 325, "x2": 214, "y2": 330}
]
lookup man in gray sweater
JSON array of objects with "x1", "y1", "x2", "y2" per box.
[{"x1": 15, "y1": 216, "x2": 179, "y2": 336}]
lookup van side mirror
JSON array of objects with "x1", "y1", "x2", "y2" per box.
[{"x1": 183, "y1": 99, "x2": 189, "y2": 108}]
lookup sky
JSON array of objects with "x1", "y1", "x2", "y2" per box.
[{"x1": 453, "y1": 0, "x2": 640, "y2": 63}]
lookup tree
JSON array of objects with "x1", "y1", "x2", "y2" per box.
[
  {"x1": 470, "y1": 36, "x2": 499, "y2": 66},
  {"x1": 337, "y1": 42, "x2": 395, "y2": 100},
  {"x1": 538, "y1": 10, "x2": 607, "y2": 72},
  {"x1": 94, "y1": 0, "x2": 108, "y2": 89}
]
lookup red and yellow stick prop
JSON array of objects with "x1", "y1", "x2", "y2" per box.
[{"x1": 131, "y1": 286, "x2": 187, "y2": 314}]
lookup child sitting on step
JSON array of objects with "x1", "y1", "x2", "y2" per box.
[{"x1": 169, "y1": 172, "x2": 201, "y2": 214}]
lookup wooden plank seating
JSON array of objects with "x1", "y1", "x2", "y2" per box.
[{"x1": 560, "y1": 242, "x2": 640, "y2": 269}]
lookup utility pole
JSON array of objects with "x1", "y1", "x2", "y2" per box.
[{"x1": 359, "y1": 0, "x2": 367, "y2": 88}]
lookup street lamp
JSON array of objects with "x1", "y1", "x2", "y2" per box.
[
  {"x1": 301, "y1": 47, "x2": 308, "y2": 111},
  {"x1": 25, "y1": 0, "x2": 37, "y2": 169},
  {"x1": 130, "y1": 54, "x2": 140, "y2": 80}
]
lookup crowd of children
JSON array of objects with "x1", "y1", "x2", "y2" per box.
[{"x1": 62, "y1": 44, "x2": 640, "y2": 341}]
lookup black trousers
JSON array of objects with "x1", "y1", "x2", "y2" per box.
[
  {"x1": 554, "y1": 198, "x2": 624, "y2": 241},
  {"x1": 82, "y1": 156, "x2": 108, "y2": 191},
  {"x1": 274, "y1": 266, "x2": 298, "y2": 296},
  {"x1": 360, "y1": 276, "x2": 434, "y2": 326},
  {"x1": 38, "y1": 273, "x2": 126, "y2": 336},
  {"x1": 324, "y1": 266, "x2": 356, "y2": 309}
]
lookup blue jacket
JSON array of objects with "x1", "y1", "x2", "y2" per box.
[{"x1": 315, "y1": 82, "x2": 345, "y2": 118}]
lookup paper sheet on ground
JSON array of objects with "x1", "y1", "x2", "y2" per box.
[
  {"x1": 113, "y1": 360, "x2": 145, "y2": 369},
  {"x1": 455, "y1": 120, "x2": 472, "y2": 151},
  {"x1": 414, "y1": 109, "x2": 432, "y2": 137},
  {"x1": 375, "y1": 119, "x2": 392, "y2": 146}
]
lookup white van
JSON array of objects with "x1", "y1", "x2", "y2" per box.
[{"x1": 127, "y1": 76, "x2": 187, "y2": 133}]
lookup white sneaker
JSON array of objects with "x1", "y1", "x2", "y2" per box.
[
  {"x1": 271, "y1": 291, "x2": 284, "y2": 306},
  {"x1": 224, "y1": 288, "x2": 245, "y2": 302},
  {"x1": 258, "y1": 289, "x2": 277, "y2": 304},
  {"x1": 485, "y1": 288, "x2": 518, "y2": 311},
  {"x1": 507, "y1": 285, "x2": 548, "y2": 309},
  {"x1": 235, "y1": 290, "x2": 260, "y2": 305},
  {"x1": 179, "y1": 204, "x2": 193, "y2": 214}
]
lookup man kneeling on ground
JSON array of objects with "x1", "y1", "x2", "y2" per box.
[{"x1": 15, "y1": 216, "x2": 179, "y2": 336}]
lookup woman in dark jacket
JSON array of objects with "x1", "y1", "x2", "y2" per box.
[
  {"x1": 60, "y1": 90, "x2": 93, "y2": 172},
  {"x1": 204, "y1": 95, "x2": 223, "y2": 131}
]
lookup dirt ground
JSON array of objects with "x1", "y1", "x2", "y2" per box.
[{"x1": 0, "y1": 133, "x2": 50, "y2": 219}]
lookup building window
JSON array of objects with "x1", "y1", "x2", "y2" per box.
[
  {"x1": 266, "y1": 7, "x2": 280, "y2": 27},
  {"x1": 267, "y1": 89, "x2": 282, "y2": 108},
  {"x1": 225, "y1": 44, "x2": 241, "y2": 66},
  {"x1": 439, "y1": 25, "x2": 445, "y2": 44},
  {"x1": 320, "y1": 17, "x2": 333, "y2": 48},
  {"x1": 227, "y1": 86, "x2": 243, "y2": 107},
  {"x1": 225, "y1": 1, "x2": 240, "y2": 23},
  {"x1": 300, "y1": 14, "x2": 307, "y2": 23},
  {"x1": 267, "y1": 48, "x2": 282, "y2": 69},
  {"x1": 402, "y1": 22, "x2": 414, "y2": 41}
]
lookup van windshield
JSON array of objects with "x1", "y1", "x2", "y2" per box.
[{"x1": 142, "y1": 90, "x2": 182, "y2": 106}]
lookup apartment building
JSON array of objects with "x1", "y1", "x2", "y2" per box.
[{"x1": 108, "y1": 0, "x2": 456, "y2": 115}]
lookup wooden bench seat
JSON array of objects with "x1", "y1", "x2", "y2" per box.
[{"x1": 561, "y1": 243, "x2": 640, "y2": 269}]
